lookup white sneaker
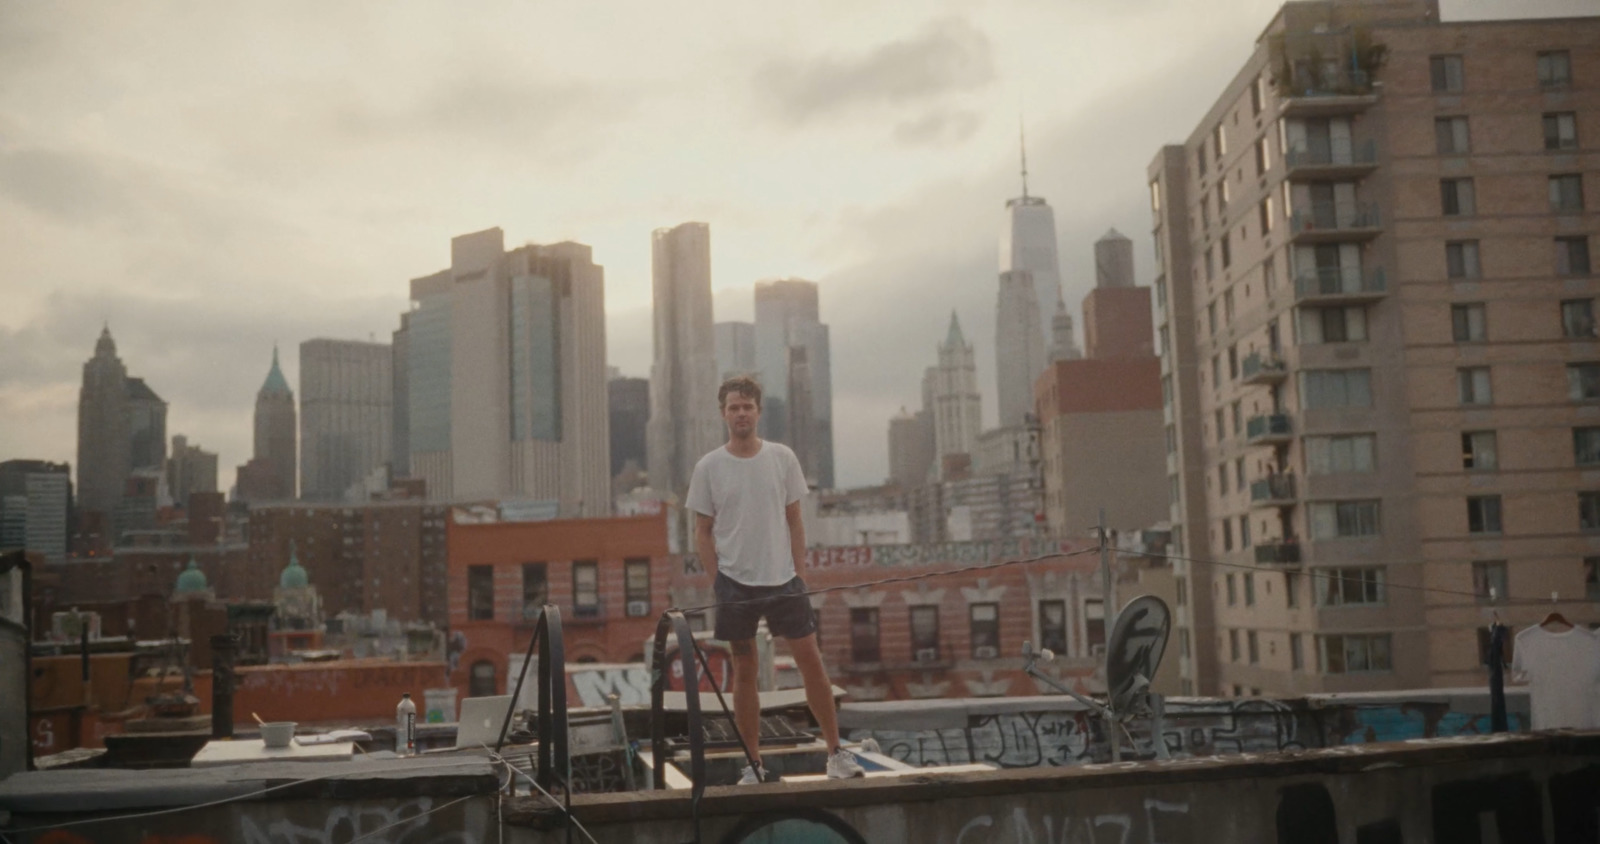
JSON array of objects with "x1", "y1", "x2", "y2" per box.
[
  {"x1": 826, "y1": 748, "x2": 865, "y2": 779},
  {"x1": 737, "y1": 763, "x2": 765, "y2": 785}
]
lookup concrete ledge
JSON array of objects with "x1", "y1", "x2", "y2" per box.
[
  {"x1": 0, "y1": 757, "x2": 499, "y2": 814},
  {"x1": 505, "y1": 731, "x2": 1600, "y2": 827}
]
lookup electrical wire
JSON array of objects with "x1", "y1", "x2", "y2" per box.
[
  {"x1": 486, "y1": 749, "x2": 600, "y2": 844},
  {"x1": 0, "y1": 757, "x2": 498, "y2": 834},
  {"x1": 344, "y1": 766, "x2": 512, "y2": 844},
  {"x1": 675, "y1": 546, "x2": 1101, "y2": 614}
]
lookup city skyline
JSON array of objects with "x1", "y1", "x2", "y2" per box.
[{"x1": 1, "y1": 0, "x2": 1586, "y2": 492}]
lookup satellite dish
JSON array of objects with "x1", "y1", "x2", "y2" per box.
[{"x1": 1105, "y1": 595, "x2": 1171, "y2": 715}]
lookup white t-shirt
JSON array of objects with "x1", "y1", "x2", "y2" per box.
[
  {"x1": 685, "y1": 441, "x2": 809, "y2": 587},
  {"x1": 1511, "y1": 624, "x2": 1600, "y2": 730}
]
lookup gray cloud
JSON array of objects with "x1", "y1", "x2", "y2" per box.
[
  {"x1": 325, "y1": 76, "x2": 629, "y2": 151},
  {"x1": 892, "y1": 108, "x2": 984, "y2": 147},
  {"x1": 754, "y1": 18, "x2": 995, "y2": 125}
]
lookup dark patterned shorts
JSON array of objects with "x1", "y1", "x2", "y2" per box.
[{"x1": 713, "y1": 572, "x2": 816, "y2": 641}]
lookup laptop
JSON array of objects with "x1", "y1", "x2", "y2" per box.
[{"x1": 455, "y1": 695, "x2": 514, "y2": 749}]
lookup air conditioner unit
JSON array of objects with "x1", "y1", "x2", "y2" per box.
[
  {"x1": 974, "y1": 646, "x2": 999, "y2": 660},
  {"x1": 915, "y1": 648, "x2": 939, "y2": 663},
  {"x1": 1091, "y1": 644, "x2": 1107, "y2": 658},
  {"x1": 626, "y1": 601, "x2": 649, "y2": 618}
]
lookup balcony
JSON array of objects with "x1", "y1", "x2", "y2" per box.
[
  {"x1": 1288, "y1": 203, "x2": 1382, "y2": 243},
  {"x1": 1246, "y1": 413, "x2": 1293, "y2": 445},
  {"x1": 1294, "y1": 267, "x2": 1388, "y2": 305},
  {"x1": 1240, "y1": 351, "x2": 1288, "y2": 386},
  {"x1": 1285, "y1": 139, "x2": 1378, "y2": 180},
  {"x1": 1254, "y1": 540, "x2": 1303, "y2": 565},
  {"x1": 1249, "y1": 474, "x2": 1297, "y2": 507}
]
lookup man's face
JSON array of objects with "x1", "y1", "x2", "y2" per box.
[{"x1": 722, "y1": 391, "x2": 760, "y2": 437}]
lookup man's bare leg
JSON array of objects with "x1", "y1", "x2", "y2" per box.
[
  {"x1": 730, "y1": 638, "x2": 762, "y2": 769},
  {"x1": 786, "y1": 633, "x2": 841, "y2": 752}
]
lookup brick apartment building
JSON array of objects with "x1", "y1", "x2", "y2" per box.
[{"x1": 1149, "y1": 0, "x2": 1600, "y2": 695}]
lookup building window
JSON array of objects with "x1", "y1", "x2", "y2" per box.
[
  {"x1": 573, "y1": 561, "x2": 599, "y2": 617},
  {"x1": 469, "y1": 660, "x2": 498, "y2": 697},
  {"x1": 1222, "y1": 518, "x2": 1234, "y2": 551},
  {"x1": 1214, "y1": 123, "x2": 1227, "y2": 158},
  {"x1": 1254, "y1": 138, "x2": 1267, "y2": 176},
  {"x1": 969, "y1": 603, "x2": 1000, "y2": 659},
  {"x1": 1084, "y1": 599, "x2": 1106, "y2": 654},
  {"x1": 1556, "y1": 237, "x2": 1592, "y2": 277},
  {"x1": 1286, "y1": 572, "x2": 1300, "y2": 608},
  {"x1": 1467, "y1": 495, "x2": 1503, "y2": 534},
  {"x1": 1229, "y1": 629, "x2": 1240, "y2": 662},
  {"x1": 1226, "y1": 573, "x2": 1237, "y2": 605},
  {"x1": 1259, "y1": 197, "x2": 1274, "y2": 235},
  {"x1": 1451, "y1": 303, "x2": 1487, "y2": 342},
  {"x1": 850, "y1": 608, "x2": 881, "y2": 663},
  {"x1": 1179, "y1": 628, "x2": 1191, "y2": 659},
  {"x1": 1564, "y1": 300, "x2": 1598, "y2": 339},
  {"x1": 1149, "y1": 180, "x2": 1161, "y2": 212},
  {"x1": 1315, "y1": 567, "x2": 1386, "y2": 606},
  {"x1": 910, "y1": 605, "x2": 940, "y2": 662},
  {"x1": 1445, "y1": 241, "x2": 1481, "y2": 279},
  {"x1": 1300, "y1": 305, "x2": 1367, "y2": 344},
  {"x1": 1441, "y1": 178, "x2": 1476, "y2": 216},
  {"x1": 1459, "y1": 367, "x2": 1493, "y2": 405},
  {"x1": 1176, "y1": 577, "x2": 1188, "y2": 607},
  {"x1": 1434, "y1": 116, "x2": 1470, "y2": 154},
  {"x1": 468, "y1": 565, "x2": 494, "y2": 621},
  {"x1": 1538, "y1": 50, "x2": 1572, "y2": 88},
  {"x1": 1039, "y1": 599, "x2": 1068, "y2": 653},
  {"x1": 1221, "y1": 233, "x2": 1232, "y2": 269},
  {"x1": 1472, "y1": 560, "x2": 1508, "y2": 604},
  {"x1": 1244, "y1": 573, "x2": 1256, "y2": 606},
  {"x1": 1219, "y1": 464, "x2": 1230, "y2": 495},
  {"x1": 1300, "y1": 369, "x2": 1373, "y2": 409},
  {"x1": 1581, "y1": 492, "x2": 1600, "y2": 532},
  {"x1": 1430, "y1": 55, "x2": 1464, "y2": 93},
  {"x1": 1208, "y1": 303, "x2": 1218, "y2": 335},
  {"x1": 1228, "y1": 345, "x2": 1239, "y2": 380},
  {"x1": 1251, "y1": 76, "x2": 1264, "y2": 114},
  {"x1": 1550, "y1": 175, "x2": 1584, "y2": 212},
  {"x1": 1247, "y1": 631, "x2": 1260, "y2": 664},
  {"x1": 1265, "y1": 251, "x2": 1279, "y2": 292},
  {"x1": 1290, "y1": 633, "x2": 1304, "y2": 670},
  {"x1": 624, "y1": 558, "x2": 651, "y2": 616},
  {"x1": 1307, "y1": 434, "x2": 1377, "y2": 475},
  {"x1": 1319, "y1": 634, "x2": 1393, "y2": 674},
  {"x1": 1585, "y1": 557, "x2": 1600, "y2": 600},
  {"x1": 1215, "y1": 408, "x2": 1225, "y2": 443},
  {"x1": 1462, "y1": 431, "x2": 1498, "y2": 471},
  {"x1": 1568, "y1": 363, "x2": 1600, "y2": 400},
  {"x1": 1205, "y1": 247, "x2": 1215, "y2": 281},
  {"x1": 1575, "y1": 427, "x2": 1600, "y2": 466},
  {"x1": 522, "y1": 563, "x2": 548, "y2": 620},
  {"x1": 1236, "y1": 457, "x2": 1246, "y2": 489},
  {"x1": 1543, "y1": 112, "x2": 1578, "y2": 151},
  {"x1": 1310, "y1": 500, "x2": 1381, "y2": 539}
]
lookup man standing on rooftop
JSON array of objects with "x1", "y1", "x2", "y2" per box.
[{"x1": 686, "y1": 375, "x2": 864, "y2": 784}]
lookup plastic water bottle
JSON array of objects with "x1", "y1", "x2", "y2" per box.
[{"x1": 396, "y1": 693, "x2": 417, "y2": 756}]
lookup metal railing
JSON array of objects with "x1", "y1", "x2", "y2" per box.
[
  {"x1": 1241, "y1": 351, "x2": 1287, "y2": 382},
  {"x1": 1289, "y1": 203, "x2": 1381, "y2": 234},
  {"x1": 1254, "y1": 541, "x2": 1302, "y2": 565},
  {"x1": 1294, "y1": 266, "x2": 1387, "y2": 299},
  {"x1": 1246, "y1": 413, "x2": 1293, "y2": 442},
  {"x1": 1250, "y1": 474, "x2": 1297, "y2": 503},
  {"x1": 1285, "y1": 139, "x2": 1377, "y2": 169}
]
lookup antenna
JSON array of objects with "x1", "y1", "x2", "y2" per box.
[{"x1": 1019, "y1": 116, "x2": 1030, "y2": 199}]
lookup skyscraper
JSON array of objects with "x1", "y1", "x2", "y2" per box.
[
  {"x1": 405, "y1": 228, "x2": 610, "y2": 515},
  {"x1": 999, "y1": 136, "x2": 1063, "y2": 346},
  {"x1": 0, "y1": 460, "x2": 71, "y2": 563},
  {"x1": 609, "y1": 376, "x2": 649, "y2": 477},
  {"x1": 713, "y1": 321, "x2": 756, "y2": 380},
  {"x1": 125, "y1": 378, "x2": 167, "y2": 472},
  {"x1": 236, "y1": 346, "x2": 298, "y2": 503},
  {"x1": 1095, "y1": 228, "x2": 1136, "y2": 289},
  {"x1": 887, "y1": 407, "x2": 934, "y2": 489},
  {"x1": 77, "y1": 327, "x2": 130, "y2": 516},
  {"x1": 931, "y1": 312, "x2": 982, "y2": 475},
  {"x1": 647, "y1": 222, "x2": 723, "y2": 498},
  {"x1": 995, "y1": 269, "x2": 1049, "y2": 427},
  {"x1": 753, "y1": 278, "x2": 834, "y2": 488},
  {"x1": 299, "y1": 339, "x2": 392, "y2": 501},
  {"x1": 166, "y1": 435, "x2": 218, "y2": 504},
  {"x1": 391, "y1": 313, "x2": 411, "y2": 478}
]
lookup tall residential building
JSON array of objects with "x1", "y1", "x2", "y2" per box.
[
  {"x1": 392, "y1": 313, "x2": 411, "y2": 478},
  {"x1": 753, "y1": 279, "x2": 834, "y2": 488},
  {"x1": 1149, "y1": 0, "x2": 1600, "y2": 697},
  {"x1": 125, "y1": 378, "x2": 167, "y2": 472},
  {"x1": 299, "y1": 339, "x2": 392, "y2": 501},
  {"x1": 996, "y1": 269, "x2": 1049, "y2": 426},
  {"x1": 166, "y1": 435, "x2": 218, "y2": 504},
  {"x1": 647, "y1": 222, "x2": 723, "y2": 498},
  {"x1": 887, "y1": 407, "x2": 935, "y2": 489},
  {"x1": 237, "y1": 346, "x2": 298, "y2": 503},
  {"x1": 713, "y1": 321, "x2": 756, "y2": 380},
  {"x1": 1095, "y1": 228, "x2": 1137, "y2": 289},
  {"x1": 930, "y1": 312, "x2": 982, "y2": 476},
  {"x1": 405, "y1": 228, "x2": 610, "y2": 516},
  {"x1": 0, "y1": 460, "x2": 71, "y2": 562},
  {"x1": 77, "y1": 327, "x2": 130, "y2": 516},
  {"x1": 609, "y1": 376, "x2": 650, "y2": 478},
  {"x1": 1000, "y1": 145, "x2": 1063, "y2": 351}
]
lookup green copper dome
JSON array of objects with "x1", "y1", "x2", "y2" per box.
[
  {"x1": 174, "y1": 558, "x2": 208, "y2": 593},
  {"x1": 260, "y1": 346, "x2": 292, "y2": 396},
  {"x1": 279, "y1": 547, "x2": 308, "y2": 589}
]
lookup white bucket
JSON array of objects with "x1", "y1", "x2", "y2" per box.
[
  {"x1": 424, "y1": 688, "x2": 457, "y2": 723},
  {"x1": 261, "y1": 721, "x2": 296, "y2": 748}
]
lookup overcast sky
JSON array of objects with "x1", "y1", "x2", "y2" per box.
[{"x1": 0, "y1": 0, "x2": 1587, "y2": 491}]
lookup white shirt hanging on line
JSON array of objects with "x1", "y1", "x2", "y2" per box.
[{"x1": 1511, "y1": 624, "x2": 1600, "y2": 730}]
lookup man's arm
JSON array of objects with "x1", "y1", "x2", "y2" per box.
[
  {"x1": 786, "y1": 501, "x2": 806, "y2": 577},
  {"x1": 695, "y1": 513, "x2": 718, "y2": 576}
]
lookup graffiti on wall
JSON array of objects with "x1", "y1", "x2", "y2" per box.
[
  {"x1": 29, "y1": 797, "x2": 487, "y2": 844},
  {"x1": 683, "y1": 537, "x2": 1083, "y2": 577}
]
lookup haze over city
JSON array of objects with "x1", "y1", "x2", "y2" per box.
[{"x1": 2, "y1": 0, "x2": 1582, "y2": 489}]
